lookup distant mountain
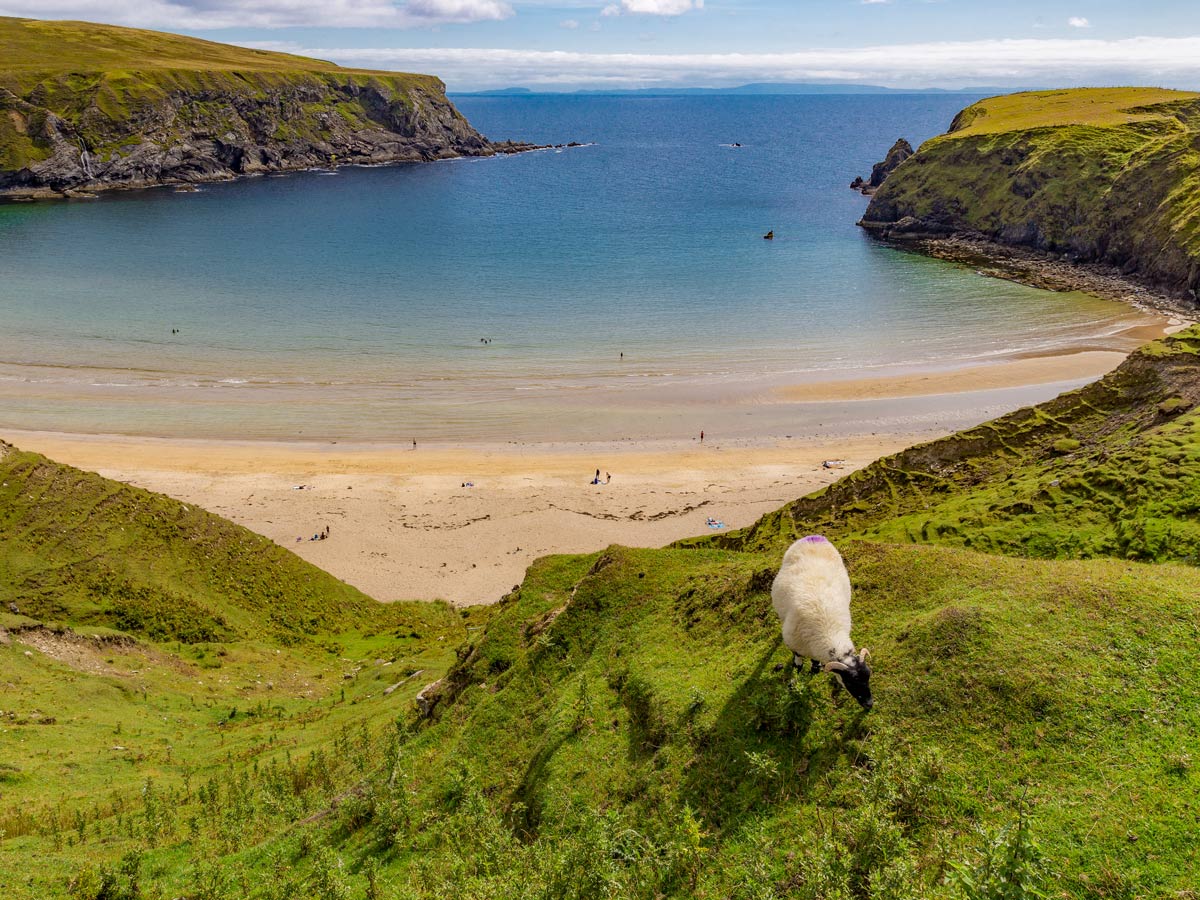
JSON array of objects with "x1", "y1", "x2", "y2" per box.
[{"x1": 451, "y1": 82, "x2": 1025, "y2": 97}]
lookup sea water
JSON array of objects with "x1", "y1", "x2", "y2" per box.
[{"x1": 0, "y1": 94, "x2": 1150, "y2": 442}]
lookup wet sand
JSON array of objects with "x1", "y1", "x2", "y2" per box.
[{"x1": 4, "y1": 329, "x2": 1184, "y2": 606}]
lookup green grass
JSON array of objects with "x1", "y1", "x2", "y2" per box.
[
  {"x1": 4, "y1": 328, "x2": 1200, "y2": 897},
  {"x1": 862, "y1": 88, "x2": 1200, "y2": 296},
  {"x1": 943, "y1": 87, "x2": 1199, "y2": 136},
  {"x1": 0, "y1": 16, "x2": 407, "y2": 76},
  {"x1": 0, "y1": 16, "x2": 475, "y2": 178}
]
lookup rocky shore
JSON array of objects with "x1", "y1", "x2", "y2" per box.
[
  {"x1": 857, "y1": 89, "x2": 1200, "y2": 307},
  {"x1": 0, "y1": 73, "x2": 546, "y2": 200},
  {"x1": 0, "y1": 18, "x2": 548, "y2": 201},
  {"x1": 882, "y1": 232, "x2": 1197, "y2": 322}
]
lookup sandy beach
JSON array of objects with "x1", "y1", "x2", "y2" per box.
[
  {"x1": 3, "y1": 336, "x2": 1167, "y2": 606},
  {"x1": 6, "y1": 429, "x2": 914, "y2": 605}
]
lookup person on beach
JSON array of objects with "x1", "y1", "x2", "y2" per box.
[
  {"x1": 605, "y1": 472, "x2": 611, "y2": 484},
  {"x1": 700, "y1": 430, "x2": 704, "y2": 443},
  {"x1": 413, "y1": 439, "x2": 417, "y2": 450}
]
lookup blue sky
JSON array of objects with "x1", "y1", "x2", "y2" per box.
[{"x1": 4, "y1": 1, "x2": 1199, "y2": 90}]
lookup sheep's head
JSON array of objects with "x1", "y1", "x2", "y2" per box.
[{"x1": 825, "y1": 649, "x2": 873, "y2": 710}]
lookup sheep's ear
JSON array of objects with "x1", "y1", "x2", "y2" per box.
[
  {"x1": 858, "y1": 648, "x2": 870, "y2": 662},
  {"x1": 824, "y1": 660, "x2": 850, "y2": 673}
]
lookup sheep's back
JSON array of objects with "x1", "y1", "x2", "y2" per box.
[{"x1": 771, "y1": 537, "x2": 853, "y2": 661}]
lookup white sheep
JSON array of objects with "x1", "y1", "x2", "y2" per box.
[{"x1": 771, "y1": 535, "x2": 873, "y2": 709}]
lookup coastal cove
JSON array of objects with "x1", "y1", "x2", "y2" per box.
[
  {"x1": 6, "y1": 10, "x2": 1200, "y2": 889},
  {"x1": 0, "y1": 93, "x2": 1171, "y2": 445}
]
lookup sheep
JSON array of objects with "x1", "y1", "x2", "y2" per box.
[{"x1": 771, "y1": 534, "x2": 873, "y2": 709}]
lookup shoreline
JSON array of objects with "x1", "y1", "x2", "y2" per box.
[
  {"x1": 3, "y1": 235, "x2": 1189, "y2": 605},
  {"x1": 0, "y1": 141, "x2": 550, "y2": 204},
  {"x1": 881, "y1": 232, "x2": 1198, "y2": 321},
  {"x1": 0, "y1": 330, "x2": 1168, "y2": 607},
  {"x1": 774, "y1": 348, "x2": 1130, "y2": 403}
]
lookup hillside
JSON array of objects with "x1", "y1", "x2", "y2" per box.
[
  {"x1": 0, "y1": 439, "x2": 386, "y2": 642},
  {"x1": 0, "y1": 17, "x2": 526, "y2": 198},
  {"x1": 859, "y1": 88, "x2": 1200, "y2": 301},
  {"x1": 3, "y1": 330, "x2": 1200, "y2": 897},
  {"x1": 0, "y1": 438, "x2": 479, "y2": 895}
]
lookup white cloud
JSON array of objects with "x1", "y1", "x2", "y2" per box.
[
  {"x1": 406, "y1": 0, "x2": 512, "y2": 21},
  {"x1": 560, "y1": 18, "x2": 580, "y2": 29},
  {"x1": 0, "y1": 0, "x2": 512, "y2": 28},
  {"x1": 284, "y1": 36, "x2": 1200, "y2": 90},
  {"x1": 1068, "y1": 16, "x2": 1090, "y2": 28},
  {"x1": 602, "y1": 0, "x2": 702, "y2": 16}
]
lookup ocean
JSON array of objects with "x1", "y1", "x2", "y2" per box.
[{"x1": 0, "y1": 94, "x2": 1152, "y2": 443}]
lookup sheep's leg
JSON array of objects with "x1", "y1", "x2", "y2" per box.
[{"x1": 776, "y1": 653, "x2": 807, "y2": 674}]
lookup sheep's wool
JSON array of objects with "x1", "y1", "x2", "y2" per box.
[{"x1": 771, "y1": 535, "x2": 855, "y2": 663}]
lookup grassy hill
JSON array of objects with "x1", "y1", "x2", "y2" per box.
[
  {"x1": 0, "y1": 440, "x2": 481, "y2": 896},
  {"x1": 0, "y1": 17, "x2": 500, "y2": 196},
  {"x1": 0, "y1": 17, "x2": 353, "y2": 75},
  {"x1": 860, "y1": 87, "x2": 1200, "y2": 300},
  {"x1": 0, "y1": 440, "x2": 385, "y2": 642},
  {"x1": 3, "y1": 329, "x2": 1200, "y2": 898}
]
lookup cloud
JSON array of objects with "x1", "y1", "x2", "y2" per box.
[
  {"x1": 1068, "y1": 16, "x2": 1090, "y2": 28},
  {"x1": 406, "y1": 0, "x2": 512, "y2": 22},
  {"x1": 281, "y1": 36, "x2": 1200, "y2": 90},
  {"x1": 0, "y1": 0, "x2": 512, "y2": 28},
  {"x1": 601, "y1": 0, "x2": 702, "y2": 16},
  {"x1": 560, "y1": 18, "x2": 580, "y2": 29}
]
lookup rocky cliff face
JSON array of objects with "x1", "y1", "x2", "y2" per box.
[
  {"x1": 858, "y1": 88, "x2": 1200, "y2": 302},
  {"x1": 0, "y1": 68, "x2": 525, "y2": 198},
  {"x1": 850, "y1": 137, "x2": 912, "y2": 194}
]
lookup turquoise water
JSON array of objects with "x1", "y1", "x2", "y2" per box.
[{"x1": 0, "y1": 95, "x2": 1149, "y2": 442}]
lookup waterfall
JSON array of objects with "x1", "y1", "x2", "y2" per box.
[{"x1": 77, "y1": 139, "x2": 94, "y2": 179}]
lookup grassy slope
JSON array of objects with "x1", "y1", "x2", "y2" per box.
[
  {"x1": 4, "y1": 331, "x2": 1200, "y2": 898},
  {"x1": 0, "y1": 441, "x2": 383, "y2": 642},
  {"x1": 0, "y1": 16, "x2": 460, "y2": 175},
  {"x1": 0, "y1": 441, "x2": 482, "y2": 891},
  {"x1": 860, "y1": 88, "x2": 1200, "y2": 296},
  {"x1": 0, "y1": 17, "x2": 352, "y2": 74}
]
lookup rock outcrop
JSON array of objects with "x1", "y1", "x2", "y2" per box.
[
  {"x1": 858, "y1": 88, "x2": 1200, "y2": 302},
  {"x1": 851, "y1": 137, "x2": 912, "y2": 195},
  {"x1": 0, "y1": 18, "x2": 539, "y2": 198}
]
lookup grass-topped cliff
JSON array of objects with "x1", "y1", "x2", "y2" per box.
[
  {"x1": 860, "y1": 87, "x2": 1200, "y2": 302},
  {"x1": 0, "y1": 17, "x2": 518, "y2": 198},
  {"x1": 4, "y1": 331, "x2": 1200, "y2": 898}
]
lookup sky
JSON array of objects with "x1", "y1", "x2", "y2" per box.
[{"x1": 3, "y1": 1, "x2": 1199, "y2": 91}]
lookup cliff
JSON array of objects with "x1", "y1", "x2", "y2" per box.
[
  {"x1": 0, "y1": 17, "x2": 527, "y2": 198},
  {"x1": 850, "y1": 136, "x2": 912, "y2": 194},
  {"x1": 859, "y1": 87, "x2": 1200, "y2": 302}
]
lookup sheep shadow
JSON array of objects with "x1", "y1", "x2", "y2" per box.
[{"x1": 678, "y1": 638, "x2": 872, "y2": 835}]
